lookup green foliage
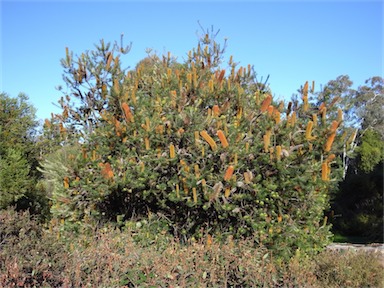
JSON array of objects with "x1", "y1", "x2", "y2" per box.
[
  {"x1": 44, "y1": 30, "x2": 356, "y2": 258},
  {"x1": 356, "y1": 128, "x2": 384, "y2": 173},
  {"x1": 0, "y1": 148, "x2": 33, "y2": 208},
  {"x1": 331, "y1": 129, "x2": 383, "y2": 241},
  {"x1": 0, "y1": 93, "x2": 38, "y2": 157},
  {"x1": 0, "y1": 93, "x2": 50, "y2": 217},
  {"x1": 38, "y1": 144, "x2": 84, "y2": 224}
]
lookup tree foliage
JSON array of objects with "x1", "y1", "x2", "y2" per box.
[
  {"x1": 317, "y1": 76, "x2": 384, "y2": 242},
  {"x1": 355, "y1": 76, "x2": 384, "y2": 138},
  {"x1": 40, "y1": 30, "x2": 358, "y2": 258},
  {"x1": 0, "y1": 93, "x2": 38, "y2": 158},
  {"x1": 0, "y1": 93, "x2": 49, "y2": 216},
  {"x1": 0, "y1": 148, "x2": 32, "y2": 208}
]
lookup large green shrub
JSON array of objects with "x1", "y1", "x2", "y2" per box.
[
  {"x1": 0, "y1": 148, "x2": 33, "y2": 208},
  {"x1": 44, "y1": 31, "x2": 354, "y2": 257},
  {"x1": 0, "y1": 93, "x2": 49, "y2": 217}
]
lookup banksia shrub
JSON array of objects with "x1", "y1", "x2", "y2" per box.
[{"x1": 45, "y1": 31, "x2": 353, "y2": 258}]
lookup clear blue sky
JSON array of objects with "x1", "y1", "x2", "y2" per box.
[{"x1": 1, "y1": 0, "x2": 383, "y2": 121}]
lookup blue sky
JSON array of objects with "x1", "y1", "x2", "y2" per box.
[{"x1": 1, "y1": 0, "x2": 382, "y2": 121}]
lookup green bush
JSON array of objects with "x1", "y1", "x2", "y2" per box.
[
  {"x1": 0, "y1": 148, "x2": 33, "y2": 208},
  {"x1": 43, "y1": 30, "x2": 356, "y2": 258},
  {"x1": 0, "y1": 93, "x2": 50, "y2": 219}
]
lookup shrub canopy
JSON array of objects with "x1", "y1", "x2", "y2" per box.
[{"x1": 41, "y1": 31, "x2": 355, "y2": 258}]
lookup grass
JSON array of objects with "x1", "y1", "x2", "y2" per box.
[{"x1": 1, "y1": 208, "x2": 383, "y2": 287}]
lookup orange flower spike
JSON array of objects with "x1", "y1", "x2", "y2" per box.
[
  {"x1": 255, "y1": 91, "x2": 261, "y2": 106},
  {"x1": 267, "y1": 105, "x2": 274, "y2": 116},
  {"x1": 122, "y1": 102, "x2": 134, "y2": 123},
  {"x1": 105, "y1": 52, "x2": 113, "y2": 70},
  {"x1": 169, "y1": 144, "x2": 176, "y2": 159},
  {"x1": 224, "y1": 187, "x2": 231, "y2": 198},
  {"x1": 63, "y1": 177, "x2": 69, "y2": 189},
  {"x1": 227, "y1": 78, "x2": 231, "y2": 90},
  {"x1": 170, "y1": 90, "x2": 177, "y2": 108},
  {"x1": 201, "y1": 179, "x2": 207, "y2": 193},
  {"x1": 218, "y1": 69, "x2": 225, "y2": 83},
  {"x1": 144, "y1": 137, "x2": 150, "y2": 150},
  {"x1": 303, "y1": 81, "x2": 309, "y2": 96},
  {"x1": 291, "y1": 111, "x2": 297, "y2": 126},
  {"x1": 305, "y1": 121, "x2": 314, "y2": 141},
  {"x1": 59, "y1": 123, "x2": 66, "y2": 134},
  {"x1": 200, "y1": 130, "x2": 217, "y2": 151},
  {"x1": 206, "y1": 234, "x2": 213, "y2": 247},
  {"x1": 175, "y1": 184, "x2": 180, "y2": 198},
  {"x1": 192, "y1": 187, "x2": 198, "y2": 203},
  {"x1": 194, "y1": 131, "x2": 200, "y2": 146},
  {"x1": 224, "y1": 165, "x2": 235, "y2": 181},
  {"x1": 330, "y1": 120, "x2": 339, "y2": 133},
  {"x1": 303, "y1": 81, "x2": 309, "y2": 112},
  {"x1": 321, "y1": 162, "x2": 329, "y2": 181},
  {"x1": 217, "y1": 130, "x2": 229, "y2": 148},
  {"x1": 194, "y1": 164, "x2": 200, "y2": 178},
  {"x1": 139, "y1": 162, "x2": 145, "y2": 173},
  {"x1": 145, "y1": 117, "x2": 151, "y2": 132},
  {"x1": 212, "y1": 105, "x2": 220, "y2": 117},
  {"x1": 101, "y1": 163, "x2": 114, "y2": 179},
  {"x1": 263, "y1": 129, "x2": 272, "y2": 152},
  {"x1": 312, "y1": 114, "x2": 318, "y2": 126},
  {"x1": 303, "y1": 96, "x2": 309, "y2": 112},
  {"x1": 44, "y1": 119, "x2": 51, "y2": 129},
  {"x1": 274, "y1": 110, "x2": 281, "y2": 124},
  {"x1": 260, "y1": 94, "x2": 272, "y2": 112},
  {"x1": 187, "y1": 73, "x2": 192, "y2": 84},
  {"x1": 208, "y1": 79, "x2": 214, "y2": 92},
  {"x1": 276, "y1": 145, "x2": 282, "y2": 161},
  {"x1": 82, "y1": 149, "x2": 87, "y2": 159},
  {"x1": 324, "y1": 132, "x2": 336, "y2": 152},
  {"x1": 326, "y1": 154, "x2": 336, "y2": 163}
]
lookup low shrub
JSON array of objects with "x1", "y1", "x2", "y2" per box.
[{"x1": 1, "y1": 208, "x2": 382, "y2": 287}]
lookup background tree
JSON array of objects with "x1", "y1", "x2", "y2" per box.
[
  {"x1": 0, "y1": 93, "x2": 49, "y2": 217},
  {"x1": 355, "y1": 76, "x2": 383, "y2": 138},
  {"x1": 316, "y1": 76, "x2": 384, "y2": 242}
]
